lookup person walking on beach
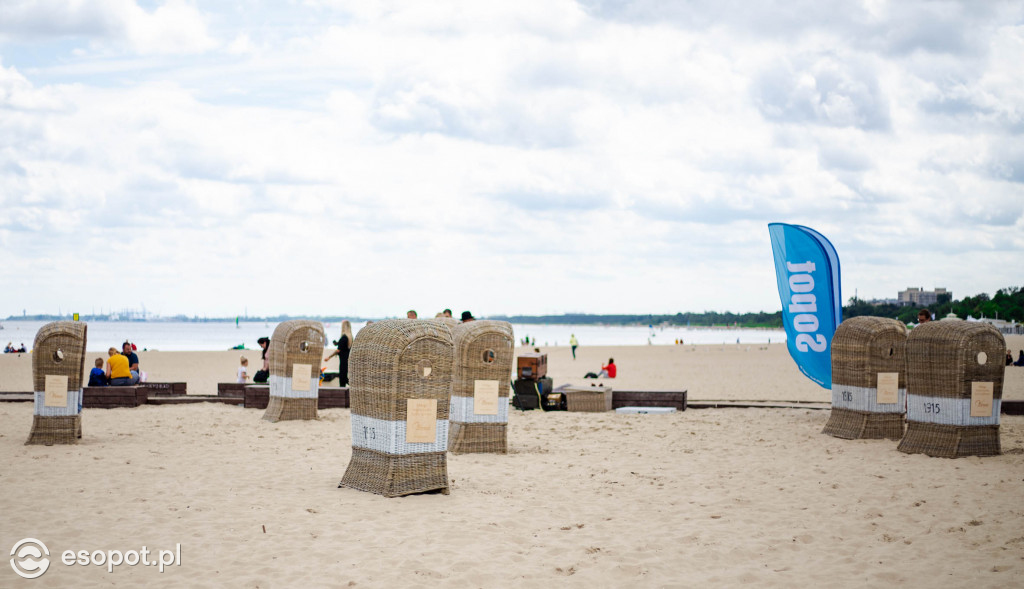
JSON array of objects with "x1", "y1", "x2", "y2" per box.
[
  {"x1": 569, "y1": 334, "x2": 579, "y2": 360},
  {"x1": 324, "y1": 320, "x2": 353, "y2": 386},
  {"x1": 106, "y1": 347, "x2": 133, "y2": 386}
]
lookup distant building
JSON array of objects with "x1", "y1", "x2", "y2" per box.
[
  {"x1": 865, "y1": 298, "x2": 900, "y2": 306},
  {"x1": 898, "y1": 287, "x2": 949, "y2": 307}
]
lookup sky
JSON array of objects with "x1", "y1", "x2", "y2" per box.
[{"x1": 1, "y1": 0, "x2": 1022, "y2": 319}]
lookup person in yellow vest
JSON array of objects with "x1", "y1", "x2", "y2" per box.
[
  {"x1": 569, "y1": 334, "x2": 579, "y2": 360},
  {"x1": 105, "y1": 347, "x2": 133, "y2": 386}
]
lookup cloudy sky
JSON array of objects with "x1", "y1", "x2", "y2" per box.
[{"x1": 1, "y1": 1, "x2": 1021, "y2": 319}]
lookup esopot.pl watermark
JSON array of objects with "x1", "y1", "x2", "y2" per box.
[{"x1": 10, "y1": 538, "x2": 181, "y2": 579}]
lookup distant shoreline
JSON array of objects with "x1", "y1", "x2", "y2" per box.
[{"x1": 2, "y1": 315, "x2": 785, "y2": 329}]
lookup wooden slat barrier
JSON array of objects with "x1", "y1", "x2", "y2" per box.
[
  {"x1": 611, "y1": 390, "x2": 687, "y2": 411},
  {"x1": 139, "y1": 382, "x2": 187, "y2": 396},
  {"x1": 147, "y1": 395, "x2": 244, "y2": 406},
  {"x1": 217, "y1": 383, "x2": 248, "y2": 397},
  {"x1": 82, "y1": 387, "x2": 147, "y2": 409},
  {"x1": 243, "y1": 385, "x2": 349, "y2": 409},
  {"x1": 1002, "y1": 400, "x2": 1024, "y2": 415}
]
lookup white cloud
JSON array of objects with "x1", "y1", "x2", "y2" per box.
[
  {"x1": 0, "y1": 0, "x2": 215, "y2": 55},
  {"x1": 0, "y1": 1, "x2": 1021, "y2": 317},
  {"x1": 124, "y1": 0, "x2": 215, "y2": 54}
]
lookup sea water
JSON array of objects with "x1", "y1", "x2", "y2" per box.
[{"x1": 0, "y1": 320, "x2": 786, "y2": 352}]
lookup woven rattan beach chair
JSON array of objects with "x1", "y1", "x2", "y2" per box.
[
  {"x1": 339, "y1": 319, "x2": 454, "y2": 496},
  {"x1": 262, "y1": 320, "x2": 325, "y2": 422},
  {"x1": 26, "y1": 321, "x2": 87, "y2": 445},
  {"x1": 897, "y1": 321, "x2": 1005, "y2": 458},
  {"x1": 822, "y1": 316, "x2": 907, "y2": 440},
  {"x1": 448, "y1": 320, "x2": 514, "y2": 454}
]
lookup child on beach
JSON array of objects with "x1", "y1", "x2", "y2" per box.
[
  {"x1": 88, "y1": 358, "x2": 106, "y2": 386},
  {"x1": 237, "y1": 356, "x2": 249, "y2": 383}
]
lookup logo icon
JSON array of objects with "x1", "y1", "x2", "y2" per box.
[{"x1": 10, "y1": 538, "x2": 50, "y2": 579}]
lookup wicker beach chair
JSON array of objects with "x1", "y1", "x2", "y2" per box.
[
  {"x1": 26, "y1": 321, "x2": 87, "y2": 445},
  {"x1": 339, "y1": 319, "x2": 454, "y2": 497},
  {"x1": 897, "y1": 321, "x2": 1005, "y2": 458},
  {"x1": 262, "y1": 320, "x2": 325, "y2": 422},
  {"x1": 822, "y1": 317, "x2": 907, "y2": 440},
  {"x1": 448, "y1": 320, "x2": 514, "y2": 454}
]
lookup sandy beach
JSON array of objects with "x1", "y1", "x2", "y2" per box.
[
  {"x1": 1, "y1": 337, "x2": 1023, "y2": 587},
  {"x1": 2, "y1": 335, "x2": 1023, "y2": 401}
]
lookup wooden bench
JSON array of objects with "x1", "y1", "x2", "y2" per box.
[
  {"x1": 1002, "y1": 400, "x2": 1024, "y2": 415},
  {"x1": 319, "y1": 387, "x2": 350, "y2": 409},
  {"x1": 217, "y1": 382, "x2": 248, "y2": 397},
  {"x1": 244, "y1": 385, "x2": 269, "y2": 409},
  {"x1": 243, "y1": 385, "x2": 350, "y2": 410},
  {"x1": 139, "y1": 382, "x2": 187, "y2": 396},
  {"x1": 611, "y1": 390, "x2": 687, "y2": 411},
  {"x1": 82, "y1": 386, "x2": 148, "y2": 409}
]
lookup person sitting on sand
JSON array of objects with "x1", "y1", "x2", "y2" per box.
[
  {"x1": 1015, "y1": 350, "x2": 1024, "y2": 367},
  {"x1": 88, "y1": 357, "x2": 107, "y2": 386},
  {"x1": 237, "y1": 356, "x2": 249, "y2": 383},
  {"x1": 1008, "y1": 351, "x2": 1015, "y2": 366},
  {"x1": 253, "y1": 337, "x2": 270, "y2": 383},
  {"x1": 585, "y1": 358, "x2": 617, "y2": 378},
  {"x1": 106, "y1": 347, "x2": 134, "y2": 386}
]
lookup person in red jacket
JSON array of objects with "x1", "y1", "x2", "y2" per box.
[{"x1": 597, "y1": 358, "x2": 616, "y2": 378}]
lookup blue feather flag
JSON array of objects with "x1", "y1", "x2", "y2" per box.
[{"x1": 768, "y1": 223, "x2": 842, "y2": 389}]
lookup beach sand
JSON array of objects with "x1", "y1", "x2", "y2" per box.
[{"x1": 1, "y1": 336, "x2": 1023, "y2": 586}]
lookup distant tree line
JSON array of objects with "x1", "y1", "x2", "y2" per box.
[
  {"x1": 492, "y1": 286, "x2": 1024, "y2": 327},
  {"x1": 489, "y1": 311, "x2": 785, "y2": 328},
  {"x1": 844, "y1": 286, "x2": 1023, "y2": 324},
  {"x1": 9, "y1": 286, "x2": 1021, "y2": 327}
]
